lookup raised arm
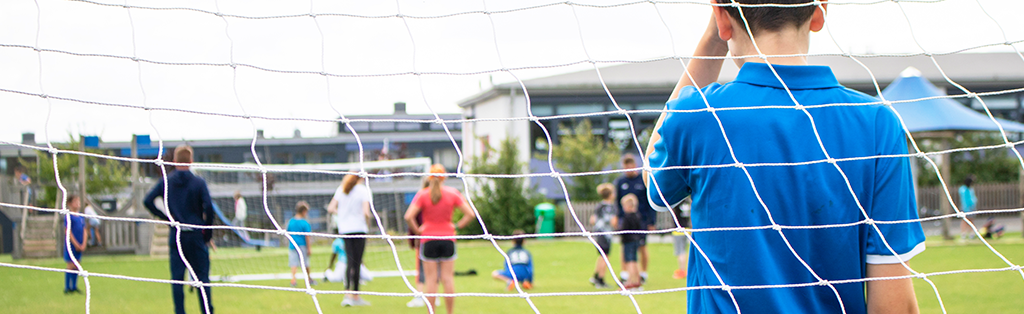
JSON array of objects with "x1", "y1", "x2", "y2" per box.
[
  {"x1": 644, "y1": 16, "x2": 729, "y2": 188},
  {"x1": 866, "y1": 263, "x2": 919, "y2": 314}
]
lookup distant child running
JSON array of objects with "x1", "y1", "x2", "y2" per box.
[
  {"x1": 619, "y1": 194, "x2": 644, "y2": 291},
  {"x1": 63, "y1": 194, "x2": 88, "y2": 294},
  {"x1": 287, "y1": 201, "x2": 314, "y2": 287},
  {"x1": 589, "y1": 183, "x2": 618, "y2": 288},
  {"x1": 491, "y1": 230, "x2": 533, "y2": 290}
]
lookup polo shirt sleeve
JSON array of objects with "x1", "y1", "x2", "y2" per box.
[
  {"x1": 647, "y1": 86, "x2": 706, "y2": 212},
  {"x1": 866, "y1": 109, "x2": 926, "y2": 264}
]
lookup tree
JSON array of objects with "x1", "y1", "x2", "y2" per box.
[
  {"x1": 463, "y1": 136, "x2": 544, "y2": 236},
  {"x1": 917, "y1": 132, "x2": 1020, "y2": 186},
  {"x1": 550, "y1": 119, "x2": 621, "y2": 202},
  {"x1": 22, "y1": 135, "x2": 131, "y2": 208}
]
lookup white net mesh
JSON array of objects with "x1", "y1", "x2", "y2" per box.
[{"x1": 2, "y1": 0, "x2": 1024, "y2": 313}]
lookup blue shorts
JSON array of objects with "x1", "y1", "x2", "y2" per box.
[
  {"x1": 496, "y1": 266, "x2": 531, "y2": 282},
  {"x1": 622, "y1": 241, "x2": 640, "y2": 262},
  {"x1": 63, "y1": 247, "x2": 82, "y2": 263}
]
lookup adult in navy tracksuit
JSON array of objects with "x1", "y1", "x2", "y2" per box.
[
  {"x1": 144, "y1": 145, "x2": 215, "y2": 314},
  {"x1": 614, "y1": 154, "x2": 655, "y2": 280}
]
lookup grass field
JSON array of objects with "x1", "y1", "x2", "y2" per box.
[{"x1": 3, "y1": 235, "x2": 1024, "y2": 313}]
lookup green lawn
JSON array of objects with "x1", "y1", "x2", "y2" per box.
[{"x1": 2, "y1": 236, "x2": 1023, "y2": 313}]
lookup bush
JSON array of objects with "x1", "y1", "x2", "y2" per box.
[{"x1": 463, "y1": 137, "x2": 545, "y2": 236}]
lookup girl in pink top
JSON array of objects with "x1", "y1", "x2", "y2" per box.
[{"x1": 404, "y1": 164, "x2": 475, "y2": 314}]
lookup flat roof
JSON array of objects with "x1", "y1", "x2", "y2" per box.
[{"x1": 460, "y1": 52, "x2": 1024, "y2": 107}]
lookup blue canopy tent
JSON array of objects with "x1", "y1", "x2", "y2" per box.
[
  {"x1": 880, "y1": 67, "x2": 1024, "y2": 239},
  {"x1": 882, "y1": 68, "x2": 1024, "y2": 134}
]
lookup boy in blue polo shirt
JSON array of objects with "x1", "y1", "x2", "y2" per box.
[{"x1": 644, "y1": 1, "x2": 925, "y2": 313}]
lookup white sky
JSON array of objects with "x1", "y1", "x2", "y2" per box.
[{"x1": 2, "y1": 0, "x2": 1023, "y2": 144}]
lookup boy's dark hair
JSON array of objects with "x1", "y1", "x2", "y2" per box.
[
  {"x1": 512, "y1": 229, "x2": 525, "y2": 247},
  {"x1": 295, "y1": 201, "x2": 309, "y2": 214},
  {"x1": 964, "y1": 175, "x2": 975, "y2": 187},
  {"x1": 716, "y1": 0, "x2": 819, "y2": 36}
]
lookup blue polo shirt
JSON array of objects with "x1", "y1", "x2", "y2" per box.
[
  {"x1": 646, "y1": 62, "x2": 925, "y2": 314},
  {"x1": 286, "y1": 218, "x2": 311, "y2": 250}
]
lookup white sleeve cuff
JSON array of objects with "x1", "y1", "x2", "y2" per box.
[{"x1": 866, "y1": 242, "x2": 926, "y2": 264}]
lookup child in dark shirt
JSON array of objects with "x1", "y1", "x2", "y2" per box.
[{"x1": 619, "y1": 194, "x2": 644, "y2": 290}]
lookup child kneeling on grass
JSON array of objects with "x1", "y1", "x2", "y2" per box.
[
  {"x1": 287, "y1": 201, "x2": 315, "y2": 287},
  {"x1": 492, "y1": 230, "x2": 533, "y2": 290}
]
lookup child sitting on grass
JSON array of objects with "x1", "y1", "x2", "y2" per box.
[
  {"x1": 287, "y1": 201, "x2": 314, "y2": 287},
  {"x1": 491, "y1": 230, "x2": 533, "y2": 290},
  {"x1": 619, "y1": 194, "x2": 644, "y2": 291}
]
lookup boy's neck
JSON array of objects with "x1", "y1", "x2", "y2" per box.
[{"x1": 730, "y1": 25, "x2": 811, "y2": 67}]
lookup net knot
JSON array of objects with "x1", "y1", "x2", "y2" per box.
[
  {"x1": 39, "y1": 93, "x2": 48, "y2": 99},
  {"x1": 732, "y1": 162, "x2": 744, "y2": 168},
  {"x1": 190, "y1": 280, "x2": 203, "y2": 288},
  {"x1": 1011, "y1": 265, "x2": 1022, "y2": 271},
  {"x1": 793, "y1": 104, "x2": 804, "y2": 110},
  {"x1": 966, "y1": 92, "x2": 978, "y2": 99},
  {"x1": 79, "y1": 270, "x2": 89, "y2": 277},
  {"x1": 757, "y1": 54, "x2": 768, "y2": 60},
  {"x1": 339, "y1": 118, "x2": 350, "y2": 125},
  {"x1": 863, "y1": 218, "x2": 875, "y2": 225},
  {"x1": 881, "y1": 100, "x2": 893, "y2": 107},
  {"x1": 528, "y1": 115, "x2": 539, "y2": 122},
  {"x1": 357, "y1": 170, "x2": 369, "y2": 178},
  {"x1": 154, "y1": 159, "x2": 164, "y2": 167},
  {"x1": 47, "y1": 147, "x2": 59, "y2": 155},
  {"x1": 817, "y1": 279, "x2": 830, "y2": 286},
  {"x1": 915, "y1": 152, "x2": 926, "y2": 159},
  {"x1": 306, "y1": 288, "x2": 317, "y2": 296},
  {"x1": 229, "y1": 63, "x2": 237, "y2": 69},
  {"x1": 916, "y1": 272, "x2": 929, "y2": 279},
  {"x1": 771, "y1": 224, "x2": 782, "y2": 231},
  {"x1": 705, "y1": 106, "x2": 716, "y2": 113},
  {"x1": 955, "y1": 211, "x2": 967, "y2": 219},
  {"x1": 481, "y1": 234, "x2": 495, "y2": 241},
  {"x1": 130, "y1": 57, "x2": 139, "y2": 62},
  {"x1": 617, "y1": 108, "x2": 628, "y2": 116},
  {"x1": 308, "y1": 13, "x2": 317, "y2": 18},
  {"x1": 319, "y1": 72, "x2": 327, "y2": 76},
  {"x1": 434, "y1": 118, "x2": 445, "y2": 125},
  {"x1": 720, "y1": 285, "x2": 732, "y2": 292},
  {"x1": 826, "y1": 158, "x2": 837, "y2": 164}
]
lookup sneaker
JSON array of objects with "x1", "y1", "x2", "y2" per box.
[
  {"x1": 406, "y1": 297, "x2": 426, "y2": 308},
  {"x1": 341, "y1": 297, "x2": 355, "y2": 307},
  {"x1": 673, "y1": 269, "x2": 687, "y2": 280},
  {"x1": 522, "y1": 281, "x2": 533, "y2": 290},
  {"x1": 640, "y1": 272, "x2": 648, "y2": 284},
  {"x1": 352, "y1": 298, "x2": 371, "y2": 306},
  {"x1": 310, "y1": 280, "x2": 318, "y2": 286},
  {"x1": 589, "y1": 277, "x2": 607, "y2": 289},
  {"x1": 506, "y1": 281, "x2": 514, "y2": 291}
]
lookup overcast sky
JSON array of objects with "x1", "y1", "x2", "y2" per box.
[{"x1": 2, "y1": 0, "x2": 1023, "y2": 145}]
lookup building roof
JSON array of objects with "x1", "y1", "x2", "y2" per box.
[{"x1": 459, "y1": 52, "x2": 1024, "y2": 107}]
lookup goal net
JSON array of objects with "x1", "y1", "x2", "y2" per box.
[{"x1": 2, "y1": 0, "x2": 1024, "y2": 314}]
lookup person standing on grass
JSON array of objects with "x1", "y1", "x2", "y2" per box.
[
  {"x1": 287, "y1": 201, "x2": 314, "y2": 287},
  {"x1": 144, "y1": 145, "x2": 216, "y2": 314},
  {"x1": 589, "y1": 183, "x2": 618, "y2": 289},
  {"x1": 618, "y1": 194, "x2": 645, "y2": 291},
  {"x1": 614, "y1": 154, "x2": 654, "y2": 282},
  {"x1": 328, "y1": 173, "x2": 372, "y2": 307},
  {"x1": 232, "y1": 190, "x2": 248, "y2": 240},
  {"x1": 404, "y1": 164, "x2": 476, "y2": 314},
  {"x1": 959, "y1": 175, "x2": 979, "y2": 240},
  {"x1": 644, "y1": 1, "x2": 925, "y2": 312},
  {"x1": 63, "y1": 194, "x2": 88, "y2": 294},
  {"x1": 83, "y1": 203, "x2": 103, "y2": 247}
]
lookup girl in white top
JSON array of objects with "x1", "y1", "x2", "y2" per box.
[{"x1": 327, "y1": 174, "x2": 372, "y2": 306}]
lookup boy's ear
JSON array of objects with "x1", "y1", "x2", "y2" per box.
[
  {"x1": 712, "y1": 4, "x2": 734, "y2": 41},
  {"x1": 809, "y1": 1, "x2": 828, "y2": 32}
]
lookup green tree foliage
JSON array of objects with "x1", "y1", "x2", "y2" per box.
[
  {"x1": 917, "y1": 132, "x2": 1021, "y2": 186},
  {"x1": 22, "y1": 136, "x2": 130, "y2": 208},
  {"x1": 461, "y1": 136, "x2": 544, "y2": 236},
  {"x1": 550, "y1": 119, "x2": 621, "y2": 201}
]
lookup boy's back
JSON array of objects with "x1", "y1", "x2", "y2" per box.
[
  {"x1": 505, "y1": 245, "x2": 533, "y2": 282},
  {"x1": 647, "y1": 62, "x2": 925, "y2": 313}
]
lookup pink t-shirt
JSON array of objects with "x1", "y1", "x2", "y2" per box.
[{"x1": 413, "y1": 186, "x2": 464, "y2": 243}]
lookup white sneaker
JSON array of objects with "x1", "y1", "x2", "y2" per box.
[
  {"x1": 406, "y1": 298, "x2": 426, "y2": 308},
  {"x1": 352, "y1": 298, "x2": 371, "y2": 306},
  {"x1": 341, "y1": 297, "x2": 355, "y2": 307}
]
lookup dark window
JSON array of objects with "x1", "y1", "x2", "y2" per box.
[{"x1": 321, "y1": 152, "x2": 336, "y2": 163}]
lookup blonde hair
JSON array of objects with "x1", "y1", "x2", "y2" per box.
[
  {"x1": 295, "y1": 201, "x2": 309, "y2": 215},
  {"x1": 173, "y1": 145, "x2": 193, "y2": 163},
  {"x1": 621, "y1": 193, "x2": 639, "y2": 210},
  {"x1": 428, "y1": 164, "x2": 446, "y2": 204},
  {"x1": 597, "y1": 183, "x2": 615, "y2": 200},
  {"x1": 233, "y1": 190, "x2": 242, "y2": 200},
  {"x1": 341, "y1": 174, "x2": 361, "y2": 195}
]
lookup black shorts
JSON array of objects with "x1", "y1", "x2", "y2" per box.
[
  {"x1": 638, "y1": 235, "x2": 647, "y2": 247},
  {"x1": 595, "y1": 236, "x2": 612, "y2": 254},
  {"x1": 420, "y1": 240, "x2": 456, "y2": 261}
]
